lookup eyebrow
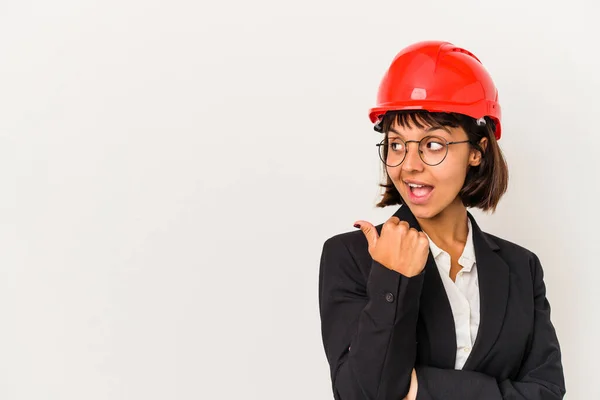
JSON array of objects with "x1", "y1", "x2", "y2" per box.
[{"x1": 388, "y1": 126, "x2": 451, "y2": 136}]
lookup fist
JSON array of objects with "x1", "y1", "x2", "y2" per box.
[{"x1": 354, "y1": 216, "x2": 429, "y2": 277}]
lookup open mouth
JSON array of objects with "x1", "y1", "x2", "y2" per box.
[
  {"x1": 407, "y1": 183, "x2": 434, "y2": 197},
  {"x1": 404, "y1": 181, "x2": 434, "y2": 204}
]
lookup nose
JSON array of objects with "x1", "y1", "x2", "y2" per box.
[{"x1": 401, "y1": 142, "x2": 425, "y2": 172}]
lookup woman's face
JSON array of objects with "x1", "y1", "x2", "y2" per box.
[{"x1": 385, "y1": 118, "x2": 484, "y2": 220}]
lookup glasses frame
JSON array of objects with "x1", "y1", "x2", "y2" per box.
[{"x1": 376, "y1": 135, "x2": 474, "y2": 167}]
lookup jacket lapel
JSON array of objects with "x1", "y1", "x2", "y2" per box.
[
  {"x1": 419, "y1": 251, "x2": 459, "y2": 368},
  {"x1": 462, "y1": 212, "x2": 509, "y2": 370},
  {"x1": 392, "y1": 206, "x2": 457, "y2": 369},
  {"x1": 390, "y1": 206, "x2": 510, "y2": 371}
]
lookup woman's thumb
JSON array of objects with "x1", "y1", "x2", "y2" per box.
[{"x1": 354, "y1": 220, "x2": 378, "y2": 248}]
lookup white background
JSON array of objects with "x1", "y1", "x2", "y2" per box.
[{"x1": 0, "y1": 0, "x2": 598, "y2": 399}]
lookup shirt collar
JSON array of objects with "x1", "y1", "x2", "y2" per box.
[
  {"x1": 426, "y1": 232, "x2": 444, "y2": 259},
  {"x1": 460, "y1": 217, "x2": 476, "y2": 271}
]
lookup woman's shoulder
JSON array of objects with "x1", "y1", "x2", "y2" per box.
[
  {"x1": 322, "y1": 226, "x2": 376, "y2": 261},
  {"x1": 319, "y1": 225, "x2": 383, "y2": 281},
  {"x1": 479, "y1": 230, "x2": 542, "y2": 269}
]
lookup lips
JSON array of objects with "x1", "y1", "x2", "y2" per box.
[{"x1": 404, "y1": 179, "x2": 433, "y2": 187}]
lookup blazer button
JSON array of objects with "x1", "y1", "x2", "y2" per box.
[{"x1": 385, "y1": 292, "x2": 395, "y2": 303}]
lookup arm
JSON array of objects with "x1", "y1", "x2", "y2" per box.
[
  {"x1": 319, "y1": 235, "x2": 425, "y2": 400},
  {"x1": 415, "y1": 253, "x2": 566, "y2": 400}
]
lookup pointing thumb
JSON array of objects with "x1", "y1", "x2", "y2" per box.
[{"x1": 354, "y1": 220, "x2": 378, "y2": 249}]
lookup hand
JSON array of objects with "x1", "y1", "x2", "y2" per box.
[
  {"x1": 354, "y1": 216, "x2": 429, "y2": 277},
  {"x1": 403, "y1": 368, "x2": 418, "y2": 400}
]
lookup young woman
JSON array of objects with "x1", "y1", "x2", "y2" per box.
[{"x1": 318, "y1": 41, "x2": 566, "y2": 400}]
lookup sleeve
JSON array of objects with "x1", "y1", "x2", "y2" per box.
[
  {"x1": 318, "y1": 235, "x2": 425, "y2": 400},
  {"x1": 415, "y1": 252, "x2": 566, "y2": 400}
]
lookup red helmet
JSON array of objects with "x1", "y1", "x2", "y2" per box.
[{"x1": 369, "y1": 41, "x2": 502, "y2": 140}]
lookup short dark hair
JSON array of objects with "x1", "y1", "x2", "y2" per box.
[{"x1": 375, "y1": 110, "x2": 509, "y2": 212}]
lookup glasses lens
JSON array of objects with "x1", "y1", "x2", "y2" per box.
[
  {"x1": 379, "y1": 139, "x2": 405, "y2": 167},
  {"x1": 419, "y1": 136, "x2": 448, "y2": 165}
]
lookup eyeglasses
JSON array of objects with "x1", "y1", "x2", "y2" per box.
[{"x1": 376, "y1": 135, "x2": 473, "y2": 167}]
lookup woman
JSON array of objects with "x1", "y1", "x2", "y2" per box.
[{"x1": 318, "y1": 41, "x2": 566, "y2": 400}]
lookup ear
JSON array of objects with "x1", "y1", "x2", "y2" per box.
[{"x1": 469, "y1": 137, "x2": 488, "y2": 167}]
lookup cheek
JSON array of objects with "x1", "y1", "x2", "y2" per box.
[
  {"x1": 387, "y1": 168, "x2": 407, "y2": 194},
  {"x1": 432, "y1": 162, "x2": 469, "y2": 190}
]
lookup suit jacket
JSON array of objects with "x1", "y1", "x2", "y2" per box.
[{"x1": 318, "y1": 205, "x2": 566, "y2": 400}]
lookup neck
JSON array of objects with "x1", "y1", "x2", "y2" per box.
[{"x1": 416, "y1": 199, "x2": 469, "y2": 247}]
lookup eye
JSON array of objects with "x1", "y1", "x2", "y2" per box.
[
  {"x1": 390, "y1": 142, "x2": 405, "y2": 152},
  {"x1": 424, "y1": 138, "x2": 445, "y2": 152}
]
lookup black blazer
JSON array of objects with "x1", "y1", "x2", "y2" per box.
[{"x1": 318, "y1": 205, "x2": 566, "y2": 400}]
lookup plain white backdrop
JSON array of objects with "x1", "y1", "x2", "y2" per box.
[{"x1": 0, "y1": 0, "x2": 598, "y2": 398}]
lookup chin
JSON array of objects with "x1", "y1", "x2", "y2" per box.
[{"x1": 404, "y1": 203, "x2": 441, "y2": 220}]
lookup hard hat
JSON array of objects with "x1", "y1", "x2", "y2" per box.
[{"x1": 369, "y1": 41, "x2": 502, "y2": 140}]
